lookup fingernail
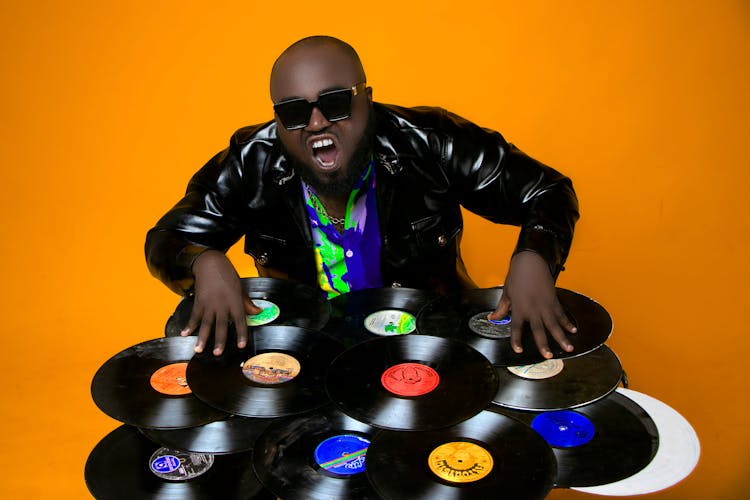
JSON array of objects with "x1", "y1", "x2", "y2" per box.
[
  {"x1": 180, "y1": 328, "x2": 190, "y2": 336},
  {"x1": 194, "y1": 345, "x2": 203, "y2": 353},
  {"x1": 213, "y1": 347, "x2": 222, "y2": 356},
  {"x1": 238, "y1": 340, "x2": 247, "y2": 348},
  {"x1": 543, "y1": 351, "x2": 553, "y2": 359}
]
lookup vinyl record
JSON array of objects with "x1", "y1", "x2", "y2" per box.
[
  {"x1": 491, "y1": 344, "x2": 623, "y2": 411},
  {"x1": 417, "y1": 287, "x2": 613, "y2": 366},
  {"x1": 186, "y1": 326, "x2": 345, "y2": 417},
  {"x1": 326, "y1": 335, "x2": 499, "y2": 430},
  {"x1": 165, "y1": 277, "x2": 331, "y2": 336},
  {"x1": 366, "y1": 409, "x2": 556, "y2": 499},
  {"x1": 572, "y1": 388, "x2": 700, "y2": 496},
  {"x1": 91, "y1": 337, "x2": 228, "y2": 429},
  {"x1": 252, "y1": 404, "x2": 380, "y2": 500},
  {"x1": 492, "y1": 391, "x2": 659, "y2": 488},
  {"x1": 139, "y1": 415, "x2": 275, "y2": 455},
  {"x1": 321, "y1": 287, "x2": 437, "y2": 348},
  {"x1": 85, "y1": 425, "x2": 272, "y2": 500}
]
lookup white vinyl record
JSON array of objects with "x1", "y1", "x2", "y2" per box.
[{"x1": 572, "y1": 388, "x2": 700, "y2": 496}]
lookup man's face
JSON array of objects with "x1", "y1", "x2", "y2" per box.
[{"x1": 270, "y1": 44, "x2": 372, "y2": 198}]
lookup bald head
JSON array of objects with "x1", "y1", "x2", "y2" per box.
[{"x1": 270, "y1": 36, "x2": 366, "y2": 102}]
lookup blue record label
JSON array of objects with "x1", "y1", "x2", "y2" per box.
[
  {"x1": 488, "y1": 315, "x2": 511, "y2": 325},
  {"x1": 313, "y1": 434, "x2": 370, "y2": 476},
  {"x1": 151, "y1": 454, "x2": 180, "y2": 474},
  {"x1": 531, "y1": 410, "x2": 596, "y2": 448}
]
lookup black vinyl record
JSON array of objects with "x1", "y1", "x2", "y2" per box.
[
  {"x1": 321, "y1": 287, "x2": 437, "y2": 348},
  {"x1": 165, "y1": 277, "x2": 331, "y2": 336},
  {"x1": 491, "y1": 391, "x2": 659, "y2": 487},
  {"x1": 326, "y1": 335, "x2": 499, "y2": 430},
  {"x1": 139, "y1": 415, "x2": 275, "y2": 455},
  {"x1": 492, "y1": 344, "x2": 623, "y2": 411},
  {"x1": 186, "y1": 326, "x2": 345, "y2": 418},
  {"x1": 252, "y1": 404, "x2": 380, "y2": 500},
  {"x1": 91, "y1": 337, "x2": 228, "y2": 429},
  {"x1": 85, "y1": 425, "x2": 272, "y2": 500},
  {"x1": 366, "y1": 409, "x2": 556, "y2": 500},
  {"x1": 417, "y1": 287, "x2": 612, "y2": 366}
]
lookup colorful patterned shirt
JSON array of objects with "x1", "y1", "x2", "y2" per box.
[{"x1": 302, "y1": 161, "x2": 382, "y2": 298}]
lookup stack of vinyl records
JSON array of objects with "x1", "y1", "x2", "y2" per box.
[{"x1": 86, "y1": 280, "x2": 699, "y2": 499}]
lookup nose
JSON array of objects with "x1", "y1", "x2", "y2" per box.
[{"x1": 305, "y1": 105, "x2": 331, "y2": 131}]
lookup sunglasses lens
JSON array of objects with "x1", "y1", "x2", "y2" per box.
[
  {"x1": 274, "y1": 87, "x2": 357, "y2": 130},
  {"x1": 274, "y1": 99, "x2": 312, "y2": 129},
  {"x1": 318, "y1": 89, "x2": 353, "y2": 121}
]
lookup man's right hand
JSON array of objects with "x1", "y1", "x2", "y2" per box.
[{"x1": 180, "y1": 250, "x2": 262, "y2": 355}]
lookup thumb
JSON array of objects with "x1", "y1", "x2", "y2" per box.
[
  {"x1": 244, "y1": 296, "x2": 263, "y2": 316},
  {"x1": 488, "y1": 292, "x2": 511, "y2": 320}
]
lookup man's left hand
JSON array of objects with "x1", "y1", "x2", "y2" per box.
[{"x1": 488, "y1": 251, "x2": 577, "y2": 359}]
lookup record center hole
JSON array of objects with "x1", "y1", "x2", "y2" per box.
[{"x1": 558, "y1": 424, "x2": 569, "y2": 432}]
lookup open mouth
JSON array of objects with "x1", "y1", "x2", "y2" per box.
[{"x1": 311, "y1": 138, "x2": 338, "y2": 169}]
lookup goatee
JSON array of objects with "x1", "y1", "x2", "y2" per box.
[{"x1": 283, "y1": 113, "x2": 376, "y2": 199}]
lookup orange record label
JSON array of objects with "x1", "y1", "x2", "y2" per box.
[
  {"x1": 150, "y1": 362, "x2": 191, "y2": 395},
  {"x1": 242, "y1": 352, "x2": 301, "y2": 385},
  {"x1": 428, "y1": 441, "x2": 494, "y2": 483},
  {"x1": 507, "y1": 359, "x2": 565, "y2": 380},
  {"x1": 380, "y1": 362, "x2": 439, "y2": 396}
]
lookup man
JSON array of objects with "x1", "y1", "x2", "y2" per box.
[{"x1": 145, "y1": 36, "x2": 579, "y2": 359}]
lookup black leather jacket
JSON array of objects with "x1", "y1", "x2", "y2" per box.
[{"x1": 146, "y1": 103, "x2": 579, "y2": 296}]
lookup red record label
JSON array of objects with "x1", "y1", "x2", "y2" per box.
[{"x1": 381, "y1": 362, "x2": 439, "y2": 396}]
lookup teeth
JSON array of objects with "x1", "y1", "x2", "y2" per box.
[{"x1": 312, "y1": 138, "x2": 334, "y2": 149}]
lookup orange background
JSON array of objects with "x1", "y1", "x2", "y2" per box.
[{"x1": 1, "y1": 1, "x2": 748, "y2": 498}]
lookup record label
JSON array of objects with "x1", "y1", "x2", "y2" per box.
[
  {"x1": 532, "y1": 410, "x2": 596, "y2": 448},
  {"x1": 246, "y1": 299, "x2": 281, "y2": 326},
  {"x1": 468, "y1": 312, "x2": 511, "y2": 339},
  {"x1": 428, "y1": 441, "x2": 493, "y2": 483},
  {"x1": 507, "y1": 359, "x2": 564, "y2": 380},
  {"x1": 314, "y1": 434, "x2": 370, "y2": 476},
  {"x1": 242, "y1": 352, "x2": 300, "y2": 384},
  {"x1": 364, "y1": 310, "x2": 416, "y2": 336},
  {"x1": 381, "y1": 363, "x2": 439, "y2": 396},
  {"x1": 149, "y1": 362, "x2": 191, "y2": 396},
  {"x1": 149, "y1": 448, "x2": 214, "y2": 481}
]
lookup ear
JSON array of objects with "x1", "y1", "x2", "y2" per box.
[{"x1": 366, "y1": 86, "x2": 373, "y2": 103}]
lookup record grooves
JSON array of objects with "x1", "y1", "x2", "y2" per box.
[
  {"x1": 165, "y1": 277, "x2": 331, "y2": 336},
  {"x1": 139, "y1": 415, "x2": 275, "y2": 455},
  {"x1": 90, "y1": 337, "x2": 228, "y2": 429},
  {"x1": 366, "y1": 409, "x2": 556, "y2": 499},
  {"x1": 492, "y1": 344, "x2": 623, "y2": 411},
  {"x1": 417, "y1": 287, "x2": 613, "y2": 366},
  {"x1": 321, "y1": 287, "x2": 437, "y2": 348},
  {"x1": 187, "y1": 326, "x2": 345, "y2": 417},
  {"x1": 85, "y1": 425, "x2": 272, "y2": 499},
  {"x1": 326, "y1": 335, "x2": 499, "y2": 430},
  {"x1": 252, "y1": 404, "x2": 380, "y2": 500},
  {"x1": 492, "y1": 391, "x2": 659, "y2": 487}
]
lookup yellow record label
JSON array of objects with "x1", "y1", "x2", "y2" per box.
[
  {"x1": 428, "y1": 441, "x2": 493, "y2": 483},
  {"x1": 241, "y1": 352, "x2": 301, "y2": 384},
  {"x1": 507, "y1": 359, "x2": 564, "y2": 380}
]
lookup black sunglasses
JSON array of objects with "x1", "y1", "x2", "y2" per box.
[{"x1": 273, "y1": 82, "x2": 367, "y2": 130}]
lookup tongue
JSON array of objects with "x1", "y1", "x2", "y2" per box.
[{"x1": 315, "y1": 144, "x2": 337, "y2": 166}]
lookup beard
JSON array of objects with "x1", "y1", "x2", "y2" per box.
[{"x1": 282, "y1": 112, "x2": 376, "y2": 199}]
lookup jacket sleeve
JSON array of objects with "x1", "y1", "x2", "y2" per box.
[
  {"x1": 144, "y1": 134, "x2": 253, "y2": 295},
  {"x1": 435, "y1": 108, "x2": 579, "y2": 277}
]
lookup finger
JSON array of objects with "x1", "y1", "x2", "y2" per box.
[
  {"x1": 545, "y1": 314, "x2": 574, "y2": 353},
  {"x1": 557, "y1": 310, "x2": 578, "y2": 334},
  {"x1": 530, "y1": 318, "x2": 553, "y2": 359},
  {"x1": 509, "y1": 313, "x2": 524, "y2": 354},
  {"x1": 488, "y1": 294, "x2": 511, "y2": 321},
  {"x1": 181, "y1": 302, "x2": 203, "y2": 336},
  {"x1": 194, "y1": 314, "x2": 214, "y2": 353},
  {"x1": 213, "y1": 316, "x2": 228, "y2": 356},
  {"x1": 244, "y1": 296, "x2": 263, "y2": 316}
]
